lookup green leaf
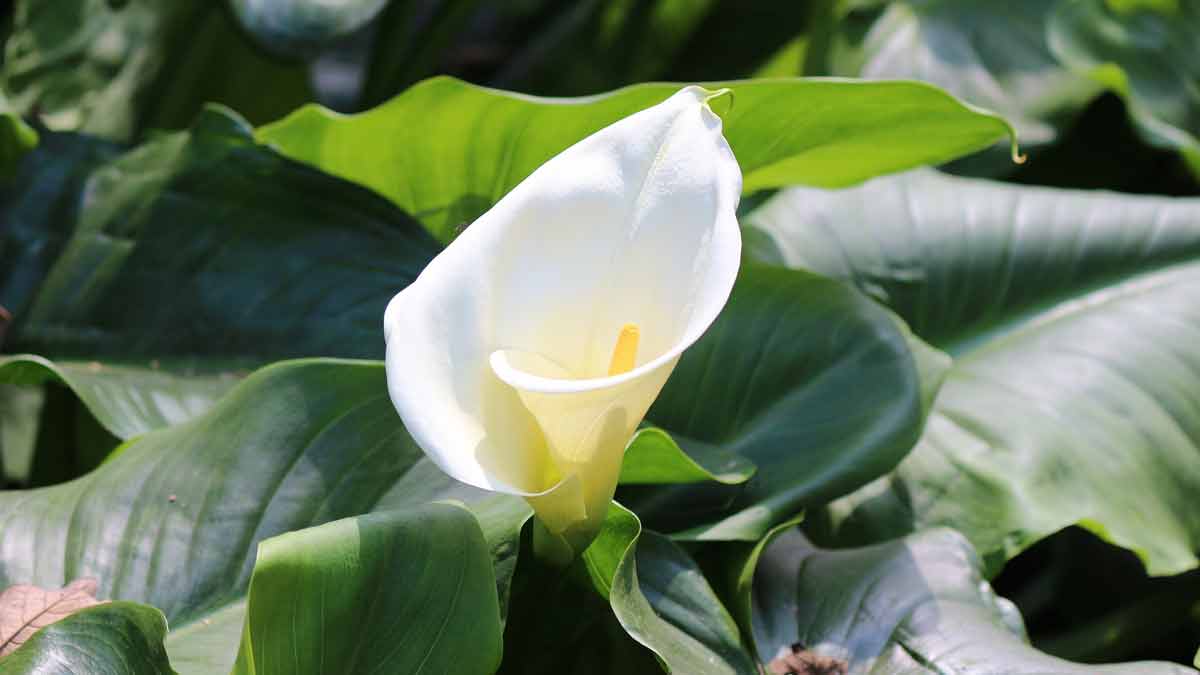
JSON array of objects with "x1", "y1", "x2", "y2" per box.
[
  {"x1": 827, "y1": 0, "x2": 1102, "y2": 169},
  {"x1": 231, "y1": 504, "x2": 502, "y2": 675},
  {"x1": 750, "y1": 527, "x2": 1193, "y2": 673},
  {"x1": 623, "y1": 264, "x2": 927, "y2": 542},
  {"x1": 0, "y1": 93, "x2": 37, "y2": 176},
  {"x1": 0, "y1": 130, "x2": 122, "y2": 322},
  {"x1": 506, "y1": 503, "x2": 758, "y2": 674},
  {"x1": 257, "y1": 75, "x2": 1015, "y2": 242},
  {"x1": 1048, "y1": 0, "x2": 1200, "y2": 173},
  {"x1": 619, "y1": 427, "x2": 755, "y2": 486},
  {"x1": 3, "y1": 0, "x2": 313, "y2": 142},
  {"x1": 701, "y1": 516, "x2": 804, "y2": 661},
  {"x1": 0, "y1": 110, "x2": 440, "y2": 484},
  {"x1": 0, "y1": 384, "x2": 41, "y2": 484},
  {"x1": 6, "y1": 108, "x2": 439, "y2": 367},
  {"x1": 747, "y1": 169, "x2": 1200, "y2": 575},
  {"x1": 3, "y1": 117, "x2": 931, "y2": 543},
  {"x1": 0, "y1": 359, "x2": 530, "y2": 673},
  {"x1": 1, "y1": 602, "x2": 174, "y2": 675},
  {"x1": 0, "y1": 355, "x2": 238, "y2": 441}
]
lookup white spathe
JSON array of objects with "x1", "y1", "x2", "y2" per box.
[{"x1": 384, "y1": 86, "x2": 742, "y2": 554}]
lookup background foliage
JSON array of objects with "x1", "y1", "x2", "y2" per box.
[{"x1": 1, "y1": 1, "x2": 1199, "y2": 673}]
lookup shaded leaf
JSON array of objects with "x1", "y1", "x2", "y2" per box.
[
  {"x1": 231, "y1": 504, "x2": 502, "y2": 675},
  {"x1": 749, "y1": 527, "x2": 1193, "y2": 674},
  {"x1": 1048, "y1": 0, "x2": 1200, "y2": 173},
  {"x1": 0, "y1": 602, "x2": 174, "y2": 675},
  {"x1": 258, "y1": 75, "x2": 1015, "y2": 242},
  {"x1": 505, "y1": 502, "x2": 758, "y2": 674},
  {"x1": 0, "y1": 130, "x2": 123, "y2": 322},
  {"x1": 0, "y1": 355, "x2": 238, "y2": 441},
  {"x1": 624, "y1": 265, "x2": 926, "y2": 543},
  {"x1": 747, "y1": 169, "x2": 1200, "y2": 575},
  {"x1": 827, "y1": 0, "x2": 1101, "y2": 170},
  {"x1": 0, "y1": 578, "x2": 103, "y2": 656},
  {"x1": 7, "y1": 107, "x2": 440, "y2": 365},
  {"x1": 0, "y1": 359, "x2": 528, "y2": 673},
  {"x1": 2, "y1": 0, "x2": 313, "y2": 142}
]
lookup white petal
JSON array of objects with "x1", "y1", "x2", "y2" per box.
[{"x1": 384, "y1": 85, "x2": 742, "y2": 536}]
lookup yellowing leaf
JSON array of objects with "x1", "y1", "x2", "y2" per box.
[{"x1": 0, "y1": 578, "x2": 105, "y2": 656}]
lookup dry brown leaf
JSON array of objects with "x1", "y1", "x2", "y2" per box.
[{"x1": 0, "y1": 578, "x2": 106, "y2": 656}]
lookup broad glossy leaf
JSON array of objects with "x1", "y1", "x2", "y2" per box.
[
  {"x1": 0, "y1": 359, "x2": 529, "y2": 673},
  {"x1": 504, "y1": 502, "x2": 757, "y2": 674},
  {"x1": 1048, "y1": 0, "x2": 1200, "y2": 172},
  {"x1": 0, "y1": 111, "x2": 438, "y2": 484},
  {"x1": 747, "y1": 169, "x2": 1200, "y2": 574},
  {"x1": 0, "y1": 602, "x2": 173, "y2": 674},
  {"x1": 620, "y1": 427, "x2": 756, "y2": 486},
  {"x1": 258, "y1": 75, "x2": 1015, "y2": 242},
  {"x1": 3, "y1": 118, "x2": 928, "y2": 544},
  {"x1": 7, "y1": 108, "x2": 440, "y2": 364},
  {"x1": 0, "y1": 355, "x2": 238, "y2": 441},
  {"x1": 828, "y1": 1, "x2": 1101, "y2": 158},
  {"x1": 2, "y1": 0, "x2": 312, "y2": 142},
  {"x1": 0, "y1": 130, "x2": 122, "y2": 322},
  {"x1": 750, "y1": 527, "x2": 1192, "y2": 674},
  {"x1": 624, "y1": 264, "x2": 926, "y2": 542},
  {"x1": 229, "y1": 0, "x2": 389, "y2": 59},
  {"x1": 231, "y1": 504, "x2": 502, "y2": 675}
]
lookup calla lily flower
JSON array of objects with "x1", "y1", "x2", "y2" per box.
[{"x1": 384, "y1": 86, "x2": 742, "y2": 560}]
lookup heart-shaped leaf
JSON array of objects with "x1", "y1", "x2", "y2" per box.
[
  {"x1": 0, "y1": 359, "x2": 527, "y2": 673},
  {"x1": 231, "y1": 503, "x2": 503, "y2": 675},
  {"x1": 625, "y1": 265, "x2": 929, "y2": 542},
  {"x1": 749, "y1": 527, "x2": 1193, "y2": 674},
  {"x1": 258, "y1": 75, "x2": 1015, "y2": 242},
  {"x1": 747, "y1": 168, "x2": 1200, "y2": 574}
]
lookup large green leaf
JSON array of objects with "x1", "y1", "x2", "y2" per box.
[
  {"x1": 1, "y1": 602, "x2": 174, "y2": 674},
  {"x1": 5, "y1": 108, "x2": 439, "y2": 366},
  {"x1": 2, "y1": 0, "x2": 313, "y2": 142},
  {"x1": 826, "y1": 0, "x2": 1101, "y2": 164},
  {"x1": 0, "y1": 130, "x2": 122, "y2": 322},
  {"x1": 625, "y1": 264, "x2": 927, "y2": 542},
  {"x1": 231, "y1": 504, "x2": 503, "y2": 675},
  {"x1": 750, "y1": 527, "x2": 1193, "y2": 673},
  {"x1": 0, "y1": 355, "x2": 238, "y2": 441},
  {"x1": 1048, "y1": 0, "x2": 1200, "y2": 173},
  {"x1": 257, "y1": 75, "x2": 1015, "y2": 242},
  {"x1": 2, "y1": 116, "x2": 928, "y2": 543},
  {"x1": 503, "y1": 502, "x2": 758, "y2": 674},
  {"x1": 0, "y1": 359, "x2": 525, "y2": 673},
  {"x1": 0, "y1": 109, "x2": 439, "y2": 486},
  {"x1": 746, "y1": 169, "x2": 1200, "y2": 575}
]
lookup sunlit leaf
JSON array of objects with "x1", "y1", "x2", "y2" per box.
[
  {"x1": 259, "y1": 75, "x2": 1015, "y2": 242},
  {"x1": 748, "y1": 169, "x2": 1200, "y2": 575}
]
